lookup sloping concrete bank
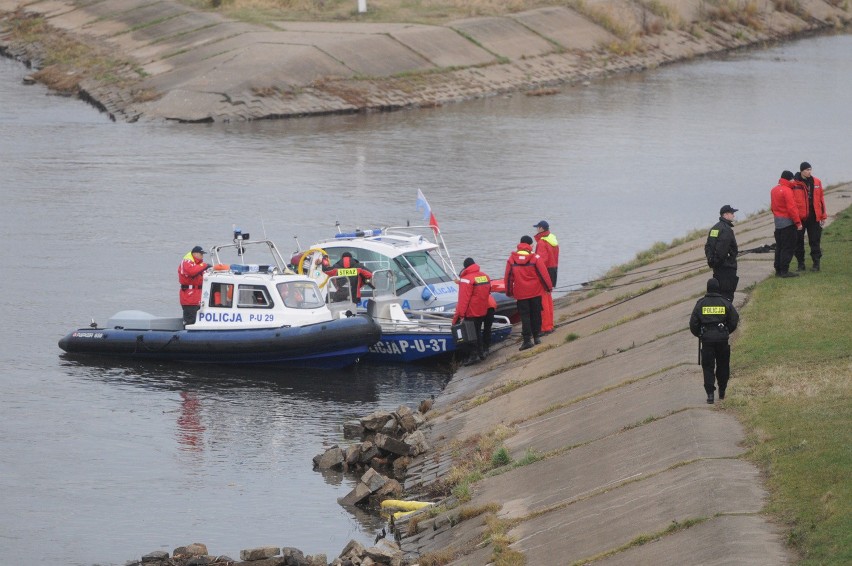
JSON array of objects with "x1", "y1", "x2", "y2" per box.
[
  {"x1": 0, "y1": 0, "x2": 849, "y2": 122},
  {"x1": 394, "y1": 184, "x2": 852, "y2": 565}
]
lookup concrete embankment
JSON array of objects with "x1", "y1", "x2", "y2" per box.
[
  {"x1": 394, "y1": 184, "x2": 852, "y2": 564},
  {"x1": 0, "y1": 0, "x2": 849, "y2": 122}
]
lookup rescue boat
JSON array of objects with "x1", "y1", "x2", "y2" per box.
[{"x1": 58, "y1": 231, "x2": 382, "y2": 369}]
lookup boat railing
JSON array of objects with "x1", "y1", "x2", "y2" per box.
[{"x1": 210, "y1": 237, "x2": 296, "y2": 275}]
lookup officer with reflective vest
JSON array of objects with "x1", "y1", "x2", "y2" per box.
[
  {"x1": 178, "y1": 245, "x2": 209, "y2": 326},
  {"x1": 323, "y1": 252, "x2": 373, "y2": 302},
  {"x1": 704, "y1": 205, "x2": 739, "y2": 302},
  {"x1": 533, "y1": 220, "x2": 559, "y2": 334},
  {"x1": 452, "y1": 257, "x2": 492, "y2": 365},
  {"x1": 689, "y1": 278, "x2": 739, "y2": 404}
]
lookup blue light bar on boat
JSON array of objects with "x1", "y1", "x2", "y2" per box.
[{"x1": 334, "y1": 229, "x2": 382, "y2": 239}]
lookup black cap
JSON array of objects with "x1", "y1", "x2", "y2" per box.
[
  {"x1": 800, "y1": 162, "x2": 812, "y2": 172},
  {"x1": 533, "y1": 220, "x2": 549, "y2": 230},
  {"x1": 463, "y1": 257, "x2": 475, "y2": 268},
  {"x1": 191, "y1": 246, "x2": 206, "y2": 254},
  {"x1": 341, "y1": 251, "x2": 353, "y2": 258},
  {"x1": 520, "y1": 235, "x2": 534, "y2": 245},
  {"x1": 707, "y1": 278, "x2": 720, "y2": 293},
  {"x1": 781, "y1": 170, "x2": 794, "y2": 181},
  {"x1": 719, "y1": 205, "x2": 738, "y2": 215}
]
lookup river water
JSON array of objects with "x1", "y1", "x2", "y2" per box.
[{"x1": 1, "y1": 32, "x2": 850, "y2": 565}]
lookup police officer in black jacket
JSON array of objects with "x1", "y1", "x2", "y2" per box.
[
  {"x1": 704, "y1": 205, "x2": 739, "y2": 302},
  {"x1": 690, "y1": 278, "x2": 740, "y2": 404}
]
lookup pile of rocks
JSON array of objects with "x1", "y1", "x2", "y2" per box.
[
  {"x1": 313, "y1": 405, "x2": 432, "y2": 507},
  {"x1": 129, "y1": 539, "x2": 405, "y2": 565}
]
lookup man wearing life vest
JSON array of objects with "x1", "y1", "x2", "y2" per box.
[
  {"x1": 770, "y1": 171, "x2": 803, "y2": 278},
  {"x1": 178, "y1": 245, "x2": 209, "y2": 325},
  {"x1": 792, "y1": 161, "x2": 828, "y2": 272},
  {"x1": 323, "y1": 252, "x2": 373, "y2": 303},
  {"x1": 505, "y1": 236, "x2": 552, "y2": 351},
  {"x1": 533, "y1": 220, "x2": 559, "y2": 334},
  {"x1": 689, "y1": 278, "x2": 739, "y2": 404},
  {"x1": 452, "y1": 257, "x2": 493, "y2": 365}
]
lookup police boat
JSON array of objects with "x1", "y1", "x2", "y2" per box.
[
  {"x1": 292, "y1": 224, "x2": 515, "y2": 318},
  {"x1": 314, "y1": 269, "x2": 513, "y2": 363},
  {"x1": 58, "y1": 231, "x2": 382, "y2": 369}
]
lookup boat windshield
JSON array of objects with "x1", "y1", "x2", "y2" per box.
[
  {"x1": 276, "y1": 281, "x2": 325, "y2": 309},
  {"x1": 396, "y1": 250, "x2": 454, "y2": 287}
]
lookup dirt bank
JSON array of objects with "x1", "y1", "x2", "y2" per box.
[{"x1": 0, "y1": 0, "x2": 849, "y2": 122}]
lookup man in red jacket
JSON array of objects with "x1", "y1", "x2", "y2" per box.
[
  {"x1": 505, "y1": 236, "x2": 552, "y2": 351},
  {"x1": 533, "y1": 220, "x2": 559, "y2": 334},
  {"x1": 770, "y1": 171, "x2": 803, "y2": 278},
  {"x1": 178, "y1": 245, "x2": 210, "y2": 325},
  {"x1": 323, "y1": 252, "x2": 373, "y2": 303},
  {"x1": 452, "y1": 257, "x2": 492, "y2": 365},
  {"x1": 793, "y1": 161, "x2": 829, "y2": 271}
]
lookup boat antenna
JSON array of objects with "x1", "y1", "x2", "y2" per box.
[
  {"x1": 335, "y1": 219, "x2": 341, "y2": 234},
  {"x1": 293, "y1": 234, "x2": 302, "y2": 252},
  {"x1": 261, "y1": 217, "x2": 267, "y2": 240}
]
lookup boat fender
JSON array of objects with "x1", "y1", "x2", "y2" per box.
[{"x1": 213, "y1": 264, "x2": 230, "y2": 271}]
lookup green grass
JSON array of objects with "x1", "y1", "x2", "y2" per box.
[{"x1": 729, "y1": 208, "x2": 852, "y2": 564}]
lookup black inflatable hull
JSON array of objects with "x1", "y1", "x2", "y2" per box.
[{"x1": 58, "y1": 315, "x2": 381, "y2": 369}]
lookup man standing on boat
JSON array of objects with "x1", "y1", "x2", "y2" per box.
[
  {"x1": 452, "y1": 257, "x2": 492, "y2": 365},
  {"x1": 178, "y1": 246, "x2": 209, "y2": 326},
  {"x1": 505, "y1": 236, "x2": 552, "y2": 351},
  {"x1": 324, "y1": 252, "x2": 373, "y2": 304},
  {"x1": 533, "y1": 220, "x2": 559, "y2": 335},
  {"x1": 704, "y1": 205, "x2": 739, "y2": 302}
]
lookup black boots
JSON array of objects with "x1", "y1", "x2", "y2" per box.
[
  {"x1": 706, "y1": 393, "x2": 714, "y2": 404},
  {"x1": 519, "y1": 341, "x2": 534, "y2": 351},
  {"x1": 811, "y1": 260, "x2": 821, "y2": 272},
  {"x1": 797, "y1": 262, "x2": 806, "y2": 271}
]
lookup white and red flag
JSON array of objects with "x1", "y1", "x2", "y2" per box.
[{"x1": 415, "y1": 189, "x2": 440, "y2": 235}]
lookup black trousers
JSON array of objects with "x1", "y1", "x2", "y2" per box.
[
  {"x1": 182, "y1": 305, "x2": 200, "y2": 325},
  {"x1": 517, "y1": 295, "x2": 543, "y2": 341},
  {"x1": 482, "y1": 307, "x2": 495, "y2": 348},
  {"x1": 774, "y1": 224, "x2": 797, "y2": 274},
  {"x1": 794, "y1": 217, "x2": 823, "y2": 264},
  {"x1": 701, "y1": 340, "x2": 730, "y2": 395},
  {"x1": 712, "y1": 266, "x2": 738, "y2": 302}
]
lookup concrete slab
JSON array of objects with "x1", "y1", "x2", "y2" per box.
[
  {"x1": 596, "y1": 514, "x2": 792, "y2": 565},
  {"x1": 504, "y1": 365, "x2": 707, "y2": 455},
  {"x1": 110, "y1": 11, "x2": 225, "y2": 57},
  {"x1": 449, "y1": 16, "x2": 555, "y2": 60},
  {"x1": 391, "y1": 26, "x2": 495, "y2": 68},
  {"x1": 508, "y1": 459, "x2": 767, "y2": 564},
  {"x1": 473, "y1": 409, "x2": 745, "y2": 519},
  {"x1": 511, "y1": 7, "x2": 618, "y2": 51}
]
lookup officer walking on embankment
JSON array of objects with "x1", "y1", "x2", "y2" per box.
[{"x1": 689, "y1": 278, "x2": 739, "y2": 404}]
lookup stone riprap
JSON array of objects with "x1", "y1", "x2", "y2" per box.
[{"x1": 0, "y1": 0, "x2": 849, "y2": 122}]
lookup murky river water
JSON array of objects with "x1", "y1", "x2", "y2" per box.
[{"x1": 1, "y1": 32, "x2": 851, "y2": 565}]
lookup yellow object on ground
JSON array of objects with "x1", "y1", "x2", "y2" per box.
[{"x1": 380, "y1": 499, "x2": 433, "y2": 511}]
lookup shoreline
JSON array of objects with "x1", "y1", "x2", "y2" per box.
[{"x1": 0, "y1": 1, "x2": 849, "y2": 122}]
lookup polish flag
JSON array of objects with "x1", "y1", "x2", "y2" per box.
[{"x1": 416, "y1": 189, "x2": 440, "y2": 235}]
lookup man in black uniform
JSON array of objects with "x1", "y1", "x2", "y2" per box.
[
  {"x1": 689, "y1": 278, "x2": 740, "y2": 404},
  {"x1": 704, "y1": 204, "x2": 739, "y2": 302}
]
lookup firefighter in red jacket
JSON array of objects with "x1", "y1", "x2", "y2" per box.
[
  {"x1": 505, "y1": 236, "x2": 552, "y2": 351},
  {"x1": 178, "y1": 245, "x2": 210, "y2": 325},
  {"x1": 323, "y1": 252, "x2": 373, "y2": 303},
  {"x1": 533, "y1": 220, "x2": 559, "y2": 334},
  {"x1": 452, "y1": 257, "x2": 492, "y2": 365},
  {"x1": 792, "y1": 161, "x2": 828, "y2": 271},
  {"x1": 770, "y1": 171, "x2": 803, "y2": 278}
]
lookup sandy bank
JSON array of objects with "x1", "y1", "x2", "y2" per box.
[{"x1": 0, "y1": 0, "x2": 849, "y2": 122}]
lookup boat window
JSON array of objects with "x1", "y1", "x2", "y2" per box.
[
  {"x1": 276, "y1": 281, "x2": 325, "y2": 309},
  {"x1": 397, "y1": 250, "x2": 453, "y2": 287},
  {"x1": 327, "y1": 248, "x2": 391, "y2": 273},
  {"x1": 209, "y1": 283, "x2": 234, "y2": 307},
  {"x1": 237, "y1": 285, "x2": 274, "y2": 309}
]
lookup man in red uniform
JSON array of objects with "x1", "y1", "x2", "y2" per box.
[
  {"x1": 505, "y1": 236, "x2": 552, "y2": 351},
  {"x1": 323, "y1": 252, "x2": 373, "y2": 303},
  {"x1": 178, "y1": 245, "x2": 209, "y2": 325},
  {"x1": 452, "y1": 257, "x2": 492, "y2": 365},
  {"x1": 792, "y1": 161, "x2": 829, "y2": 271},
  {"x1": 533, "y1": 220, "x2": 559, "y2": 334},
  {"x1": 770, "y1": 171, "x2": 803, "y2": 278}
]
